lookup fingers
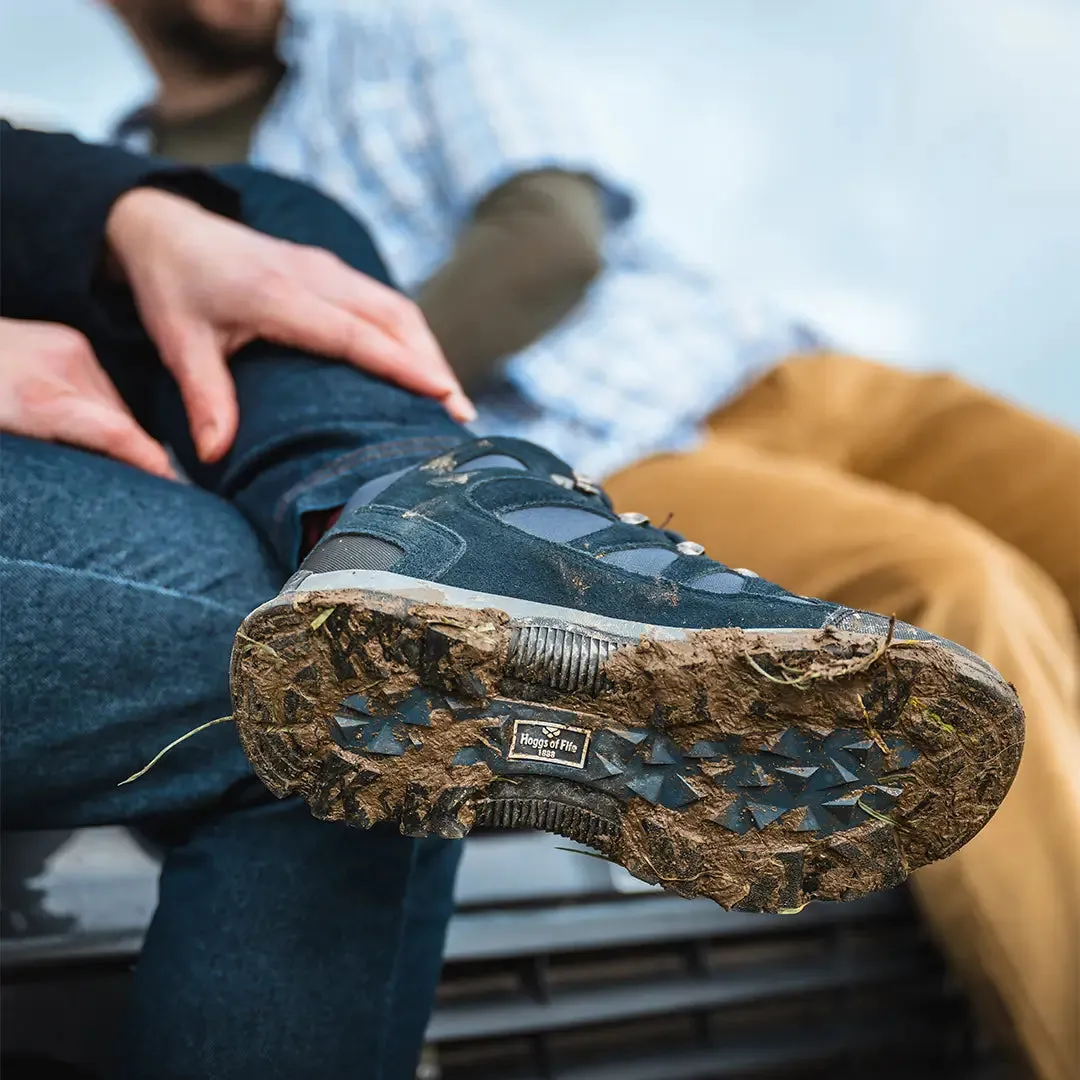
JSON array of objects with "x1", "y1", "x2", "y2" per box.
[
  {"x1": 256, "y1": 287, "x2": 476, "y2": 421},
  {"x1": 0, "y1": 320, "x2": 177, "y2": 480},
  {"x1": 321, "y1": 260, "x2": 441, "y2": 354},
  {"x1": 292, "y1": 250, "x2": 477, "y2": 421},
  {"x1": 59, "y1": 395, "x2": 177, "y2": 480},
  {"x1": 444, "y1": 388, "x2": 478, "y2": 425},
  {"x1": 156, "y1": 322, "x2": 240, "y2": 463},
  {"x1": 355, "y1": 293, "x2": 478, "y2": 423}
]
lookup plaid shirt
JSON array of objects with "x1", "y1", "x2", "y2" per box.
[{"x1": 116, "y1": 0, "x2": 818, "y2": 478}]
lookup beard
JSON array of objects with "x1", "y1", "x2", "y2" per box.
[{"x1": 146, "y1": 1, "x2": 279, "y2": 75}]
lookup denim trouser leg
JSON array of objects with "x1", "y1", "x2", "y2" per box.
[
  {"x1": 0, "y1": 167, "x2": 469, "y2": 1080},
  {"x1": 112, "y1": 164, "x2": 466, "y2": 571}
]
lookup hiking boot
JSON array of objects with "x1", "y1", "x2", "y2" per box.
[{"x1": 230, "y1": 437, "x2": 1024, "y2": 912}]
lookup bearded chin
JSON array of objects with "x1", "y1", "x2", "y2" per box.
[{"x1": 155, "y1": 9, "x2": 277, "y2": 74}]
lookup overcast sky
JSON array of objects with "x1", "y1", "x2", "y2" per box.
[{"x1": 2, "y1": 0, "x2": 1077, "y2": 427}]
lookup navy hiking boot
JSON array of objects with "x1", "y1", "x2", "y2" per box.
[{"x1": 231, "y1": 438, "x2": 1024, "y2": 912}]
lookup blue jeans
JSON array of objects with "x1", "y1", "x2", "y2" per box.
[{"x1": 0, "y1": 166, "x2": 468, "y2": 1080}]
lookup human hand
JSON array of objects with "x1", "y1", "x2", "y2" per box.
[
  {"x1": 0, "y1": 317, "x2": 176, "y2": 478},
  {"x1": 105, "y1": 186, "x2": 474, "y2": 463}
]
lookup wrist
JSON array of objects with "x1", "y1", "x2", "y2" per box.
[{"x1": 104, "y1": 186, "x2": 193, "y2": 280}]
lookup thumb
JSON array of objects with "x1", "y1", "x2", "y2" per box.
[{"x1": 159, "y1": 322, "x2": 240, "y2": 463}]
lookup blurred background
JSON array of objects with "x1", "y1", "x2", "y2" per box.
[{"x1": 1, "y1": 0, "x2": 1078, "y2": 427}]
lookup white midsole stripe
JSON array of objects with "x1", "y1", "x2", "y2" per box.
[{"x1": 267, "y1": 568, "x2": 806, "y2": 642}]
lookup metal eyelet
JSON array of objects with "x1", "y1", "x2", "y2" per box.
[
  {"x1": 733, "y1": 567, "x2": 759, "y2": 578},
  {"x1": 573, "y1": 472, "x2": 602, "y2": 496},
  {"x1": 550, "y1": 473, "x2": 576, "y2": 490},
  {"x1": 676, "y1": 540, "x2": 705, "y2": 556},
  {"x1": 618, "y1": 511, "x2": 650, "y2": 526}
]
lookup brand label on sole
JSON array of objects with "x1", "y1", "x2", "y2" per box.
[{"x1": 507, "y1": 719, "x2": 591, "y2": 769}]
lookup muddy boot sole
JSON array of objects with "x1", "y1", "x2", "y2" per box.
[{"x1": 230, "y1": 570, "x2": 1024, "y2": 913}]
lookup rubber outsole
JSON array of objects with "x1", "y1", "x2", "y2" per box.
[{"x1": 230, "y1": 578, "x2": 1024, "y2": 913}]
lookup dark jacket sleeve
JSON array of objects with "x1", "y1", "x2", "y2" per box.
[{"x1": 1, "y1": 120, "x2": 239, "y2": 332}]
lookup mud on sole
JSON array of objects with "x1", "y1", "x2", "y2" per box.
[{"x1": 230, "y1": 583, "x2": 1024, "y2": 913}]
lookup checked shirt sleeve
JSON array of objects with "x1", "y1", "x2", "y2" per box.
[{"x1": 402, "y1": 0, "x2": 635, "y2": 228}]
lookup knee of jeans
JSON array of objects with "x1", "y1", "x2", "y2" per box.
[{"x1": 212, "y1": 165, "x2": 396, "y2": 288}]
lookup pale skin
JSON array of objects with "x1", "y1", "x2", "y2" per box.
[{"x1": 0, "y1": 186, "x2": 474, "y2": 478}]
